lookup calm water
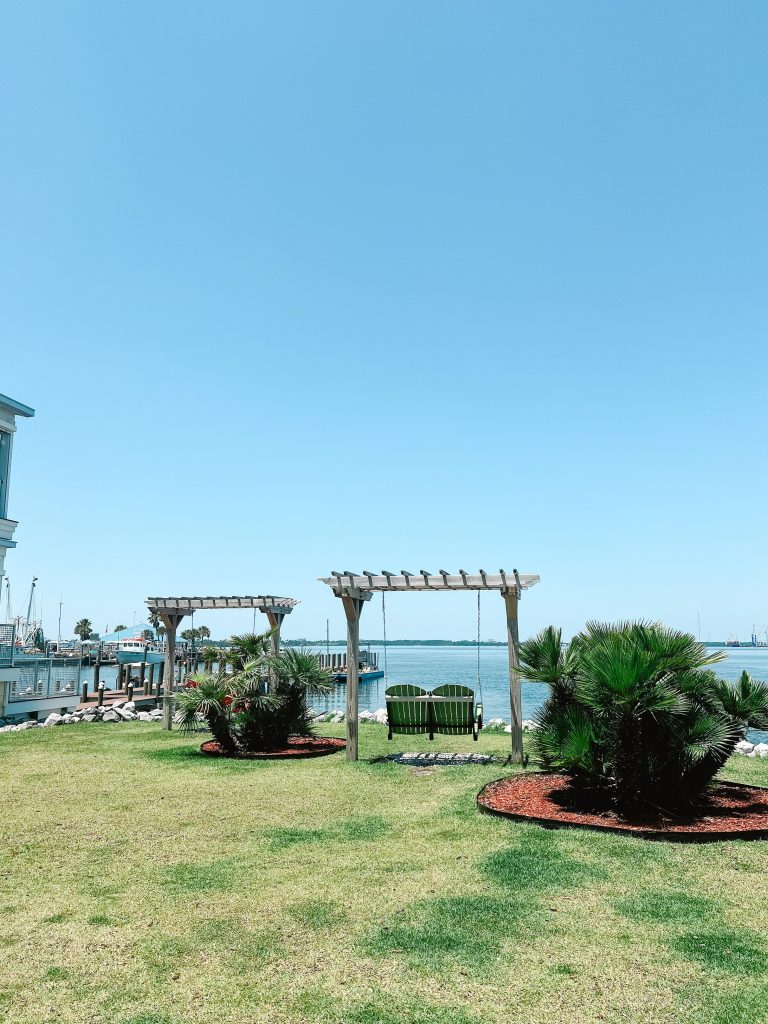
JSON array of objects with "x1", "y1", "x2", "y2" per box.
[
  {"x1": 82, "y1": 645, "x2": 768, "y2": 741},
  {"x1": 303, "y1": 644, "x2": 768, "y2": 743}
]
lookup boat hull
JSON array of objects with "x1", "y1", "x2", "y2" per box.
[
  {"x1": 116, "y1": 650, "x2": 165, "y2": 665},
  {"x1": 330, "y1": 669, "x2": 384, "y2": 683}
]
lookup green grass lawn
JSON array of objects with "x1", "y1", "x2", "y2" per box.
[{"x1": 3, "y1": 724, "x2": 768, "y2": 1024}]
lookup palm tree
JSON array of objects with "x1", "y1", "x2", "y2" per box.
[
  {"x1": 227, "y1": 629, "x2": 273, "y2": 672},
  {"x1": 74, "y1": 618, "x2": 93, "y2": 641},
  {"x1": 148, "y1": 611, "x2": 163, "y2": 636},
  {"x1": 201, "y1": 645, "x2": 221, "y2": 671},
  {"x1": 522, "y1": 621, "x2": 768, "y2": 815},
  {"x1": 114, "y1": 624, "x2": 127, "y2": 633}
]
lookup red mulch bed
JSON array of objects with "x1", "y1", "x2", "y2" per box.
[
  {"x1": 200, "y1": 736, "x2": 346, "y2": 760},
  {"x1": 477, "y1": 772, "x2": 768, "y2": 841}
]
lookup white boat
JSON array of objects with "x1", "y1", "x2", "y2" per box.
[{"x1": 116, "y1": 638, "x2": 165, "y2": 665}]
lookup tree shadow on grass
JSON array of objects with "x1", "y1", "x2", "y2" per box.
[
  {"x1": 365, "y1": 894, "x2": 529, "y2": 973},
  {"x1": 267, "y1": 816, "x2": 392, "y2": 850},
  {"x1": 671, "y1": 929, "x2": 768, "y2": 975},
  {"x1": 614, "y1": 890, "x2": 720, "y2": 927},
  {"x1": 288, "y1": 900, "x2": 348, "y2": 930},
  {"x1": 295, "y1": 989, "x2": 478, "y2": 1024},
  {"x1": 120, "y1": 1016, "x2": 174, "y2": 1024},
  {"x1": 141, "y1": 747, "x2": 251, "y2": 772},
  {"x1": 193, "y1": 917, "x2": 279, "y2": 970},
  {"x1": 159, "y1": 858, "x2": 239, "y2": 894},
  {"x1": 481, "y1": 829, "x2": 605, "y2": 893}
]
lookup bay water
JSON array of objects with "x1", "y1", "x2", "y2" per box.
[{"x1": 82, "y1": 644, "x2": 768, "y2": 742}]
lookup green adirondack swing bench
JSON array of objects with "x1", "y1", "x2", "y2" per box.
[{"x1": 386, "y1": 683, "x2": 483, "y2": 741}]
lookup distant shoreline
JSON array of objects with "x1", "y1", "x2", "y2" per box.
[
  {"x1": 284, "y1": 639, "x2": 509, "y2": 647},
  {"x1": 280, "y1": 639, "x2": 766, "y2": 649}
]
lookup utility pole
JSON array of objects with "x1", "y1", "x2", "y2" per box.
[{"x1": 57, "y1": 594, "x2": 63, "y2": 644}]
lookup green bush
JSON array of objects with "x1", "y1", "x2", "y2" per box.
[
  {"x1": 520, "y1": 621, "x2": 768, "y2": 816},
  {"x1": 174, "y1": 631, "x2": 331, "y2": 754}
]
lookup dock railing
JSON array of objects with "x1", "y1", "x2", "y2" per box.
[{"x1": 9, "y1": 656, "x2": 82, "y2": 702}]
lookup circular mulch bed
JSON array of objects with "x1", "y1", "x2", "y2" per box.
[
  {"x1": 200, "y1": 737, "x2": 346, "y2": 760},
  {"x1": 477, "y1": 773, "x2": 768, "y2": 841}
]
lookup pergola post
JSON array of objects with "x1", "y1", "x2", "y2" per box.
[
  {"x1": 264, "y1": 609, "x2": 286, "y2": 692},
  {"x1": 159, "y1": 612, "x2": 186, "y2": 731},
  {"x1": 502, "y1": 589, "x2": 523, "y2": 763},
  {"x1": 340, "y1": 591, "x2": 370, "y2": 761}
]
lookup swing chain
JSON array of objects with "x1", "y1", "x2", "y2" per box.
[
  {"x1": 476, "y1": 591, "x2": 484, "y2": 704},
  {"x1": 382, "y1": 592, "x2": 388, "y2": 684},
  {"x1": 476, "y1": 592, "x2": 481, "y2": 687}
]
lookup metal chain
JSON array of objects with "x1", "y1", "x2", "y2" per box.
[
  {"x1": 476, "y1": 591, "x2": 484, "y2": 701},
  {"x1": 382, "y1": 591, "x2": 388, "y2": 684}
]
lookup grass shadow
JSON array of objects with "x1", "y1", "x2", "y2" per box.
[
  {"x1": 192, "y1": 916, "x2": 278, "y2": 969},
  {"x1": 365, "y1": 894, "x2": 529, "y2": 972},
  {"x1": 671, "y1": 929, "x2": 768, "y2": 975},
  {"x1": 295, "y1": 989, "x2": 478, "y2": 1024},
  {"x1": 289, "y1": 900, "x2": 348, "y2": 930},
  {"x1": 481, "y1": 830, "x2": 605, "y2": 893},
  {"x1": 614, "y1": 890, "x2": 720, "y2": 926},
  {"x1": 268, "y1": 816, "x2": 392, "y2": 851},
  {"x1": 160, "y1": 859, "x2": 239, "y2": 894}
]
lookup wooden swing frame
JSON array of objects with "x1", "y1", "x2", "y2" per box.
[{"x1": 318, "y1": 570, "x2": 540, "y2": 762}]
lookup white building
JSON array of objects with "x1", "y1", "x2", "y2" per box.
[
  {"x1": 0, "y1": 392, "x2": 35, "y2": 584},
  {"x1": 0, "y1": 394, "x2": 59, "y2": 721}
]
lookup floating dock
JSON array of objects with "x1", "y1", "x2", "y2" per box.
[{"x1": 316, "y1": 652, "x2": 384, "y2": 683}]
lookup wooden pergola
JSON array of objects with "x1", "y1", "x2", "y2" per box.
[
  {"x1": 318, "y1": 570, "x2": 540, "y2": 762},
  {"x1": 145, "y1": 595, "x2": 299, "y2": 730}
]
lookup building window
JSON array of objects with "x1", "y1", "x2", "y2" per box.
[{"x1": 0, "y1": 431, "x2": 10, "y2": 519}]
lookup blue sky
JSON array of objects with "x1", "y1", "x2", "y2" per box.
[{"x1": 2, "y1": 1, "x2": 768, "y2": 643}]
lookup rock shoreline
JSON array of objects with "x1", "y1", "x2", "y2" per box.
[
  {"x1": 0, "y1": 706, "x2": 541, "y2": 735},
  {"x1": 12, "y1": 709, "x2": 761, "y2": 760},
  {"x1": 0, "y1": 701, "x2": 163, "y2": 732}
]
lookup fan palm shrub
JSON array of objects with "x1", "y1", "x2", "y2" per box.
[
  {"x1": 227, "y1": 630, "x2": 273, "y2": 672},
  {"x1": 175, "y1": 640, "x2": 332, "y2": 755},
  {"x1": 521, "y1": 621, "x2": 768, "y2": 816}
]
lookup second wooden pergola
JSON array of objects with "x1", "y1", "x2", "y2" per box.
[
  {"x1": 318, "y1": 570, "x2": 540, "y2": 762},
  {"x1": 145, "y1": 594, "x2": 299, "y2": 730}
]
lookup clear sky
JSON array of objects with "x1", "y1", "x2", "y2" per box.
[{"x1": 2, "y1": 1, "x2": 768, "y2": 643}]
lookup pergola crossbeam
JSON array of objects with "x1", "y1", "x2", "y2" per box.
[
  {"x1": 319, "y1": 572, "x2": 539, "y2": 593},
  {"x1": 147, "y1": 596, "x2": 299, "y2": 614}
]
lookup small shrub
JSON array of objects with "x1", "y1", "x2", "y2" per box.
[{"x1": 174, "y1": 632, "x2": 331, "y2": 755}]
